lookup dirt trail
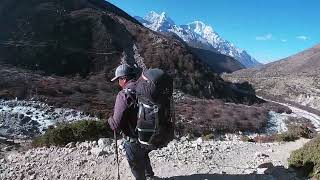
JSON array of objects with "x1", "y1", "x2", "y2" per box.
[{"x1": 0, "y1": 137, "x2": 309, "y2": 180}]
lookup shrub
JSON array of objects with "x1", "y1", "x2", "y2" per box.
[
  {"x1": 288, "y1": 135, "x2": 320, "y2": 178},
  {"x1": 249, "y1": 124, "x2": 314, "y2": 143},
  {"x1": 253, "y1": 135, "x2": 276, "y2": 143},
  {"x1": 175, "y1": 96, "x2": 269, "y2": 137},
  {"x1": 286, "y1": 117, "x2": 316, "y2": 135},
  {"x1": 202, "y1": 133, "x2": 215, "y2": 140},
  {"x1": 256, "y1": 101, "x2": 292, "y2": 114},
  {"x1": 275, "y1": 132, "x2": 299, "y2": 142},
  {"x1": 286, "y1": 124, "x2": 315, "y2": 139},
  {"x1": 240, "y1": 135, "x2": 255, "y2": 142},
  {"x1": 32, "y1": 120, "x2": 112, "y2": 147},
  {"x1": 274, "y1": 124, "x2": 314, "y2": 142}
]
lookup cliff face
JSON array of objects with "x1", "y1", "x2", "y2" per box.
[{"x1": 0, "y1": 0, "x2": 261, "y2": 117}]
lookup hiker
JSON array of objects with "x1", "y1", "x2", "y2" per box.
[{"x1": 108, "y1": 64, "x2": 155, "y2": 180}]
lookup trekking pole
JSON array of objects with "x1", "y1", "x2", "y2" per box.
[{"x1": 114, "y1": 130, "x2": 121, "y2": 180}]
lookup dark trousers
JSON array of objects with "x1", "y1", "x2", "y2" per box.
[{"x1": 124, "y1": 140, "x2": 154, "y2": 180}]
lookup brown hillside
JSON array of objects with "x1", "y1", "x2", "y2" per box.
[
  {"x1": 223, "y1": 44, "x2": 320, "y2": 112},
  {"x1": 0, "y1": 0, "x2": 262, "y2": 118}
]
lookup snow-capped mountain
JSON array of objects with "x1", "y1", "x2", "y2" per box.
[{"x1": 135, "y1": 11, "x2": 261, "y2": 68}]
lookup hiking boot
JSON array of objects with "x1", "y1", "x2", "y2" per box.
[
  {"x1": 145, "y1": 170, "x2": 154, "y2": 179},
  {"x1": 146, "y1": 176, "x2": 161, "y2": 180}
]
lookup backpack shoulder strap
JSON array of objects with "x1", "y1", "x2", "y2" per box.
[
  {"x1": 123, "y1": 88, "x2": 137, "y2": 107},
  {"x1": 123, "y1": 88, "x2": 133, "y2": 95}
]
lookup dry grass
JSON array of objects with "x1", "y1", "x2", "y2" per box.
[
  {"x1": 242, "y1": 123, "x2": 315, "y2": 143},
  {"x1": 175, "y1": 96, "x2": 269, "y2": 137}
]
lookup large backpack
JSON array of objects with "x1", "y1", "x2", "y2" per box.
[{"x1": 135, "y1": 68, "x2": 174, "y2": 149}]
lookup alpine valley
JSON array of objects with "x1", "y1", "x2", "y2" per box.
[{"x1": 0, "y1": 1, "x2": 319, "y2": 180}]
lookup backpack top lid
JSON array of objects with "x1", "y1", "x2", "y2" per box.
[{"x1": 142, "y1": 68, "x2": 164, "y2": 84}]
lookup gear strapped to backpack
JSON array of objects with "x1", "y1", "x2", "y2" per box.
[{"x1": 135, "y1": 68, "x2": 174, "y2": 150}]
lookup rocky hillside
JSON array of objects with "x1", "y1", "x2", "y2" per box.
[
  {"x1": 0, "y1": 0, "x2": 262, "y2": 118},
  {"x1": 223, "y1": 44, "x2": 320, "y2": 113},
  {"x1": 190, "y1": 47, "x2": 245, "y2": 74}
]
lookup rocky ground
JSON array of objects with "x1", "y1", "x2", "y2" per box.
[
  {"x1": 0, "y1": 100, "x2": 98, "y2": 139},
  {"x1": 0, "y1": 136, "x2": 309, "y2": 180},
  {"x1": 1, "y1": 95, "x2": 319, "y2": 180}
]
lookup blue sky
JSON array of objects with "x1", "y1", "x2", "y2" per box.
[{"x1": 108, "y1": 0, "x2": 320, "y2": 64}]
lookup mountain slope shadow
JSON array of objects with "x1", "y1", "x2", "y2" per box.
[
  {"x1": 165, "y1": 166, "x2": 304, "y2": 180},
  {"x1": 171, "y1": 174, "x2": 271, "y2": 180}
]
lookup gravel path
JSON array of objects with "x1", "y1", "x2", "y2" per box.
[{"x1": 0, "y1": 137, "x2": 309, "y2": 180}]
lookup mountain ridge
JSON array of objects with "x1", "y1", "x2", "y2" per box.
[{"x1": 135, "y1": 11, "x2": 261, "y2": 68}]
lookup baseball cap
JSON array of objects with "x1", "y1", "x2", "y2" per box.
[{"x1": 111, "y1": 64, "x2": 136, "y2": 82}]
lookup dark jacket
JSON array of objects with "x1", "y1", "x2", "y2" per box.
[{"x1": 108, "y1": 80, "x2": 138, "y2": 138}]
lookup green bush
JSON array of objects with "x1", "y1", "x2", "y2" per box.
[
  {"x1": 240, "y1": 135, "x2": 255, "y2": 142},
  {"x1": 32, "y1": 120, "x2": 112, "y2": 147},
  {"x1": 286, "y1": 124, "x2": 315, "y2": 139},
  {"x1": 202, "y1": 133, "x2": 215, "y2": 140},
  {"x1": 288, "y1": 135, "x2": 320, "y2": 178},
  {"x1": 275, "y1": 124, "x2": 313, "y2": 142},
  {"x1": 275, "y1": 132, "x2": 299, "y2": 142}
]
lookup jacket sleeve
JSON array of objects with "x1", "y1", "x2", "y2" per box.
[{"x1": 108, "y1": 91, "x2": 128, "y2": 130}]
